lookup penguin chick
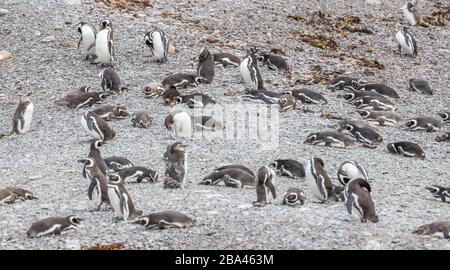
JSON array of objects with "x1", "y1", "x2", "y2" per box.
[
  {"x1": 162, "y1": 73, "x2": 203, "y2": 90},
  {"x1": 197, "y1": 47, "x2": 215, "y2": 83},
  {"x1": 282, "y1": 188, "x2": 306, "y2": 206},
  {"x1": 305, "y1": 157, "x2": 338, "y2": 203},
  {"x1": 99, "y1": 67, "x2": 125, "y2": 94},
  {"x1": 163, "y1": 142, "x2": 187, "y2": 189},
  {"x1": 425, "y1": 185, "x2": 450, "y2": 202},
  {"x1": 164, "y1": 111, "x2": 193, "y2": 138},
  {"x1": 80, "y1": 111, "x2": 116, "y2": 141},
  {"x1": 77, "y1": 22, "x2": 96, "y2": 60},
  {"x1": 337, "y1": 161, "x2": 369, "y2": 186},
  {"x1": 278, "y1": 94, "x2": 298, "y2": 112},
  {"x1": 283, "y1": 89, "x2": 327, "y2": 104},
  {"x1": 27, "y1": 216, "x2": 81, "y2": 238},
  {"x1": 387, "y1": 141, "x2": 425, "y2": 159},
  {"x1": 55, "y1": 88, "x2": 107, "y2": 109},
  {"x1": 0, "y1": 187, "x2": 37, "y2": 204},
  {"x1": 344, "y1": 179, "x2": 378, "y2": 223},
  {"x1": 257, "y1": 53, "x2": 289, "y2": 72},
  {"x1": 104, "y1": 156, "x2": 134, "y2": 172},
  {"x1": 213, "y1": 52, "x2": 241, "y2": 67},
  {"x1": 409, "y1": 79, "x2": 433, "y2": 95},
  {"x1": 143, "y1": 82, "x2": 165, "y2": 98},
  {"x1": 134, "y1": 211, "x2": 196, "y2": 229},
  {"x1": 304, "y1": 131, "x2": 356, "y2": 149},
  {"x1": 131, "y1": 111, "x2": 152, "y2": 128},
  {"x1": 253, "y1": 166, "x2": 276, "y2": 207},
  {"x1": 200, "y1": 166, "x2": 255, "y2": 188},
  {"x1": 413, "y1": 221, "x2": 450, "y2": 239},
  {"x1": 144, "y1": 29, "x2": 169, "y2": 63},
  {"x1": 92, "y1": 105, "x2": 129, "y2": 120},
  {"x1": 357, "y1": 110, "x2": 402, "y2": 126},
  {"x1": 405, "y1": 116, "x2": 443, "y2": 132},
  {"x1": 162, "y1": 86, "x2": 181, "y2": 106},
  {"x1": 328, "y1": 76, "x2": 361, "y2": 91},
  {"x1": 107, "y1": 174, "x2": 142, "y2": 221},
  {"x1": 396, "y1": 27, "x2": 417, "y2": 57},
  {"x1": 271, "y1": 159, "x2": 305, "y2": 178},
  {"x1": 114, "y1": 166, "x2": 159, "y2": 183}
]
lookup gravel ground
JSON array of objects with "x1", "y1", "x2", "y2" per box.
[{"x1": 0, "y1": 0, "x2": 449, "y2": 250}]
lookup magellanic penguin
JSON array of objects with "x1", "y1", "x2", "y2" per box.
[
  {"x1": 99, "y1": 68, "x2": 125, "y2": 94},
  {"x1": 99, "y1": 19, "x2": 113, "y2": 38},
  {"x1": 409, "y1": 79, "x2": 433, "y2": 95},
  {"x1": 144, "y1": 29, "x2": 169, "y2": 63},
  {"x1": 163, "y1": 142, "x2": 187, "y2": 189},
  {"x1": 131, "y1": 111, "x2": 152, "y2": 128},
  {"x1": 78, "y1": 157, "x2": 110, "y2": 210},
  {"x1": 278, "y1": 94, "x2": 298, "y2": 112},
  {"x1": 213, "y1": 52, "x2": 241, "y2": 67},
  {"x1": 257, "y1": 52, "x2": 289, "y2": 72},
  {"x1": 27, "y1": 215, "x2": 82, "y2": 238},
  {"x1": 342, "y1": 89, "x2": 385, "y2": 103},
  {"x1": 55, "y1": 87, "x2": 108, "y2": 109},
  {"x1": 282, "y1": 188, "x2": 306, "y2": 206},
  {"x1": 192, "y1": 115, "x2": 223, "y2": 131},
  {"x1": 283, "y1": 88, "x2": 328, "y2": 104},
  {"x1": 107, "y1": 174, "x2": 143, "y2": 221},
  {"x1": 438, "y1": 112, "x2": 450, "y2": 125},
  {"x1": 357, "y1": 83, "x2": 400, "y2": 100},
  {"x1": 134, "y1": 211, "x2": 196, "y2": 229},
  {"x1": 413, "y1": 221, "x2": 450, "y2": 239},
  {"x1": 81, "y1": 111, "x2": 116, "y2": 141},
  {"x1": 304, "y1": 131, "x2": 356, "y2": 149},
  {"x1": 240, "y1": 47, "x2": 264, "y2": 90},
  {"x1": 81, "y1": 140, "x2": 108, "y2": 180},
  {"x1": 169, "y1": 92, "x2": 216, "y2": 108},
  {"x1": 104, "y1": 156, "x2": 134, "y2": 172},
  {"x1": 164, "y1": 111, "x2": 193, "y2": 138},
  {"x1": 396, "y1": 27, "x2": 417, "y2": 57},
  {"x1": 10, "y1": 90, "x2": 34, "y2": 136},
  {"x1": 328, "y1": 76, "x2": 361, "y2": 91},
  {"x1": 435, "y1": 132, "x2": 450, "y2": 142},
  {"x1": 425, "y1": 185, "x2": 450, "y2": 202},
  {"x1": 0, "y1": 187, "x2": 37, "y2": 204},
  {"x1": 200, "y1": 165, "x2": 255, "y2": 188},
  {"x1": 143, "y1": 82, "x2": 165, "y2": 98},
  {"x1": 77, "y1": 22, "x2": 96, "y2": 60},
  {"x1": 113, "y1": 166, "x2": 159, "y2": 183},
  {"x1": 271, "y1": 159, "x2": 305, "y2": 179},
  {"x1": 352, "y1": 96, "x2": 396, "y2": 111},
  {"x1": 92, "y1": 105, "x2": 129, "y2": 120},
  {"x1": 357, "y1": 110, "x2": 403, "y2": 126},
  {"x1": 197, "y1": 47, "x2": 215, "y2": 83},
  {"x1": 162, "y1": 73, "x2": 203, "y2": 90},
  {"x1": 337, "y1": 161, "x2": 369, "y2": 186},
  {"x1": 402, "y1": 0, "x2": 427, "y2": 27},
  {"x1": 305, "y1": 157, "x2": 338, "y2": 203},
  {"x1": 94, "y1": 21, "x2": 114, "y2": 66},
  {"x1": 243, "y1": 89, "x2": 281, "y2": 104},
  {"x1": 337, "y1": 119, "x2": 376, "y2": 131},
  {"x1": 342, "y1": 123, "x2": 383, "y2": 148},
  {"x1": 253, "y1": 166, "x2": 276, "y2": 207},
  {"x1": 387, "y1": 141, "x2": 425, "y2": 159},
  {"x1": 405, "y1": 116, "x2": 443, "y2": 132},
  {"x1": 344, "y1": 178, "x2": 379, "y2": 223}
]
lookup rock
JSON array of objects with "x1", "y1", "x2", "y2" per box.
[
  {"x1": 0, "y1": 51, "x2": 12, "y2": 62},
  {"x1": 168, "y1": 43, "x2": 176, "y2": 53},
  {"x1": 64, "y1": 239, "x2": 81, "y2": 250},
  {"x1": 365, "y1": 240, "x2": 382, "y2": 250},
  {"x1": 0, "y1": 9, "x2": 9, "y2": 16},
  {"x1": 42, "y1": 36, "x2": 56, "y2": 43}
]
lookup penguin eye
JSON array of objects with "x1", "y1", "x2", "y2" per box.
[{"x1": 345, "y1": 125, "x2": 353, "y2": 131}]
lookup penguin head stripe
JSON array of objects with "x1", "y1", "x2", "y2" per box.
[
  {"x1": 69, "y1": 215, "x2": 82, "y2": 225},
  {"x1": 94, "y1": 140, "x2": 104, "y2": 149},
  {"x1": 343, "y1": 92, "x2": 355, "y2": 101},
  {"x1": 78, "y1": 158, "x2": 94, "y2": 167},
  {"x1": 438, "y1": 113, "x2": 449, "y2": 121},
  {"x1": 25, "y1": 193, "x2": 36, "y2": 200},
  {"x1": 99, "y1": 19, "x2": 112, "y2": 30},
  {"x1": 109, "y1": 173, "x2": 122, "y2": 183},
  {"x1": 357, "y1": 110, "x2": 370, "y2": 118},
  {"x1": 305, "y1": 134, "x2": 317, "y2": 144},
  {"x1": 135, "y1": 217, "x2": 149, "y2": 226},
  {"x1": 77, "y1": 23, "x2": 83, "y2": 33},
  {"x1": 99, "y1": 93, "x2": 108, "y2": 100},
  {"x1": 144, "y1": 32, "x2": 152, "y2": 46},
  {"x1": 406, "y1": 119, "x2": 417, "y2": 128}
]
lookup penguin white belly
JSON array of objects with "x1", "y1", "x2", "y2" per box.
[
  {"x1": 18, "y1": 103, "x2": 34, "y2": 134},
  {"x1": 343, "y1": 164, "x2": 360, "y2": 181},
  {"x1": 396, "y1": 32, "x2": 413, "y2": 54},
  {"x1": 36, "y1": 224, "x2": 62, "y2": 238},
  {"x1": 173, "y1": 113, "x2": 193, "y2": 138},
  {"x1": 305, "y1": 163, "x2": 325, "y2": 202},
  {"x1": 182, "y1": 155, "x2": 187, "y2": 189},
  {"x1": 124, "y1": 171, "x2": 143, "y2": 183},
  {"x1": 80, "y1": 116, "x2": 102, "y2": 140},
  {"x1": 95, "y1": 30, "x2": 111, "y2": 64},
  {"x1": 152, "y1": 32, "x2": 165, "y2": 60},
  {"x1": 402, "y1": 10, "x2": 417, "y2": 25},
  {"x1": 240, "y1": 59, "x2": 255, "y2": 89},
  {"x1": 107, "y1": 187, "x2": 122, "y2": 217},
  {"x1": 82, "y1": 27, "x2": 96, "y2": 55}
]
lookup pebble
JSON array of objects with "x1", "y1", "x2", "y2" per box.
[
  {"x1": 42, "y1": 36, "x2": 56, "y2": 43},
  {"x1": 0, "y1": 9, "x2": 9, "y2": 16},
  {"x1": 0, "y1": 51, "x2": 12, "y2": 62}
]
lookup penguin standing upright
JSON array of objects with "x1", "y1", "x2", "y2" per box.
[
  {"x1": 81, "y1": 140, "x2": 108, "y2": 180},
  {"x1": 305, "y1": 157, "x2": 338, "y2": 203},
  {"x1": 253, "y1": 166, "x2": 276, "y2": 207},
  {"x1": 402, "y1": 0, "x2": 427, "y2": 27},
  {"x1": 144, "y1": 29, "x2": 169, "y2": 63},
  {"x1": 163, "y1": 142, "x2": 187, "y2": 189},
  {"x1": 164, "y1": 111, "x2": 193, "y2": 138},
  {"x1": 240, "y1": 46, "x2": 264, "y2": 90},
  {"x1": 107, "y1": 174, "x2": 143, "y2": 221},
  {"x1": 396, "y1": 27, "x2": 417, "y2": 57},
  {"x1": 197, "y1": 47, "x2": 215, "y2": 83},
  {"x1": 11, "y1": 89, "x2": 34, "y2": 135},
  {"x1": 95, "y1": 20, "x2": 114, "y2": 66},
  {"x1": 78, "y1": 157, "x2": 110, "y2": 210},
  {"x1": 77, "y1": 22, "x2": 97, "y2": 60},
  {"x1": 343, "y1": 179, "x2": 379, "y2": 223}
]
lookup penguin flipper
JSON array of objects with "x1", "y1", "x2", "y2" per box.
[
  {"x1": 87, "y1": 180, "x2": 97, "y2": 200},
  {"x1": 77, "y1": 37, "x2": 82, "y2": 50},
  {"x1": 266, "y1": 180, "x2": 276, "y2": 199},
  {"x1": 120, "y1": 193, "x2": 130, "y2": 220},
  {"x1": 345, "y1": 194, "x2": 354, "y2": 215},
  {"x1": 316, "y1": 175, "x2": 327, "y2": 199}
]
